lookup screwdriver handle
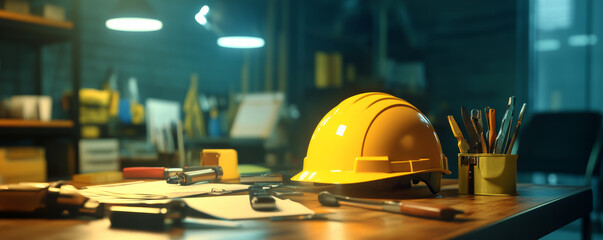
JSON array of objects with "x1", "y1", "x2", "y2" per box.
[
  {"x1": 390, "y1": 201, "x2": 464, "y2": 221},
  {"x1": 488, "y1": 109, "x2": 496, "y2": 153}
]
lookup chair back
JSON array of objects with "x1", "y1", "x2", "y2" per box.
[{"x1": 516, "y1": 112, "x2": 602, "y2": 182}]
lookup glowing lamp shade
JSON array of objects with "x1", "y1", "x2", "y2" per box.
[
  {"x1": 106, "y1": 18, "x2": 162, "y2": 32},
  {"x1": 217, "y1": 36, "x2": 265, "y2": 49},
  {"x1": 106, "y1": 0, "x2": 162, "y2": 32}
]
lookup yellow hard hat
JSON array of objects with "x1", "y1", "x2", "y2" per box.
[{"x1": 291, "y1": 92, "x2": 451, "y2": 193}]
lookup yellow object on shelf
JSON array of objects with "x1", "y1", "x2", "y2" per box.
[
  {"x1": 79, "y1": 88, "x2": 111, "y2": 124},
  {"x1": 3, "y1": 0, "x2": 30, "y2": 15},
  {"x1": 183, "y1": 73, "x2": 206, "y2": 138},
  {"x1": 458, "y1": 153, "x2": 518, "y2": 196},
  {"x1": 0, "y1": 147, "x2": 46, "y2": 184},
  {"x1": 131, "y1": 102, "x2": 145, "y2": 124},
  {"x1": 32, "y1": 3, "x2": 65, "y2": 21},
  {"x1": 72, "y1": 171, "x2": 123, "y2": 184},
  {"x1": 314, "y1": 51, "x2": 343, "y2": 89},
  {"x1": 79, "y1": 88, "x2": 111, "y2": 106},
  {"x1": 81, "y1": 125, "x2": 100, "y2": 138},
  {"x1": 108, "y1": 91, "x2": 120, "y2": 117}
]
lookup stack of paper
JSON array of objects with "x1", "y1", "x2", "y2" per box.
[
  {"x1": 79, "y1": 181, "x2": 249, "y2": 203},
  {"x1": 184, "y1": 195, "x2": 314, "y2": 220}
]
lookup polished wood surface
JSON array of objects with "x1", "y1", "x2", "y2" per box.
[{"x1": 0, "y1": 179, "x2": 592, "y2": 240}]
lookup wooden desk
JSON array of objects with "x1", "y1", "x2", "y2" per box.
[{"x1": 0, "y1": 180, "x2": 592, "y2": 240}]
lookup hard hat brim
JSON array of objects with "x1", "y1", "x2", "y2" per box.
[{"x1": 290, "y1": 168, "x2": 451, "y2": 184}]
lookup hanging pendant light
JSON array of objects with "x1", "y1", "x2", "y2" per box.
[
  {"x1": 197, "y1": 0, "x2": 265, "y2": 48},
  {"x1": 217, "y1": 36, "x2": 265, "y2": 48},
  {"x1": 106, "y1": 0, "x2": 163, "y2": 32}
]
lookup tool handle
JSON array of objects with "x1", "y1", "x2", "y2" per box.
[
  {"x1": 488, "y1": 109, "x2": 496, "y2": 153},
  {"x1": 398, "y1": 202, "x2": 463, "y2": 221},
  {"x1": 123, "y1": 167, "x2": 165, "y2": 179}
]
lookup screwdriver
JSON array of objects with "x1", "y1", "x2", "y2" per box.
[{"x1": 318, "y1": 191, "x2": 463, "y2": 221}]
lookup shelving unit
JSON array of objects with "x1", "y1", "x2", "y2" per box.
[
  {"x1": 0, "y1": 9, "x2": 73, "y2": 43},
  {"x1": 0, "y1": 1, "x2": 80, "y2": 179},
  {"x1": 0, "y1": 119, "x2": 74, "y2": 135}
]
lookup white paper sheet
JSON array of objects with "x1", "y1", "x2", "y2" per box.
[
  {"x1": 79, "y1": 181, "x2": 249, "y2": 203},
  {"x1": 184, "y1": 195, "x2": 314, "y2": 220}
]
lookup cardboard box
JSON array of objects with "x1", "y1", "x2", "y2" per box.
[
  {"x1": 32, "y1": 3, "x2": 65, "y2": 21},
  {"x1": 79, "y1": 139, "x2": 119, "y2": 173},
  {"x1": 3, "y1": 0, "x2": 30, "y2": 14},
  {"x1": 0, "y1": 147, "x2": 46, "y2": 184},
  {"x1": 9, "y1": 95, "x2": 52, "y2": 121}
]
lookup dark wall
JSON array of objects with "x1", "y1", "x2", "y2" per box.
[
  {"x1": 2, "y1": 0, "x2": 266, "y2": 120},
  {"x1": 77, "y1": 0, "x2": 264, "y2": 101},
  {"x1": 1, "y1": 0, "x2": 526, "y2": 174},
  {"x1": 288, "y1": 1, "x2": 524, "y2": 176}
]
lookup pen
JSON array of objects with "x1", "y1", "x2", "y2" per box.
[{"x1": 506, "y1": 103, "x2": 526, "y2": 154}]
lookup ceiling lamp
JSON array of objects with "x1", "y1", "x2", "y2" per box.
[
  {"x1": 217, "y1": 36, "x2": 265, "y2": 48},
  {"x1": 106, "y1": 0, "x2": 163, "y2": 32},
  {"x1": 198, "y1": 1, "x2": 265, "y2": 49}
]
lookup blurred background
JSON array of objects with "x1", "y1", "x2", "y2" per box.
[{"x1": 0, "y1": 0, "x2": 602, "y2": 237}]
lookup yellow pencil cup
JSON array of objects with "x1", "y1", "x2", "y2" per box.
[{"x1": 458, "y1": 153, "x2": 518, "y2": 196}]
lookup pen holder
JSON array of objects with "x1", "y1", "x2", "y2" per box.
[{"x1": 458, "y1": 153, "x2": 518, "y2": 196}]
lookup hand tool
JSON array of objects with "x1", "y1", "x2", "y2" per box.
[
  {"x1": 109, "y1": 199, "x2": 240, "y2": 230},
  {"x1": 502, "y1": 97, "x2": 516, "y2": 152},
  {"x1": 506, "y1": 103, "x2": 526, "y2": 154},
  {"x1": 170, "y1": 167, "x2": 223, "y2": 185},
  {"x1": 124, "y1": 166, "x2": 221, "y2": 180},
  {"x1": 0, "y1": 182, "x2": 104, "y2": 218},
  {"x1": 487, "y1": 108, "x2": 496, "y2": 153},
  {"x1": 494, "y1": 96, "x2": 515, "y2": 153},
  {"x1": 123, "y1": 167, "x2": 183, "y2": 179},
  {"x1": 249, "y1": 184, "x2": 277, "y2": 211},
  {"x1": 472, "y1": 109, "x2": 484, "y2": 132},
  {"x1": 318, "y1": 191, "x2": 463, "y2": 221},
  {"x1": 484, "y1": 107, "x2": 492, "y2": 141},
  {"x1": 447, "y1": 115, "x2": 469, "y2": 153},
  {"x1": 461, "y1": 107, "x2": 481, "y2": 153},
  {"x1": 471, "y1": 109, "x2": 488, "y2": 153}
]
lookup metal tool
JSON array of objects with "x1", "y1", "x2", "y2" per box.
[
  {"x1": 318, "y1": 191, "x2": 463, "y2": 221},
  {"x1": 165, "y1": 166, "x2": 224, "y2": 184},
  {"x1": 472, "y1": 109, "x2": 484, "y2": 133},
  {"x1": 110, "y1": 199, "x2": 185, "y2": 230},
  {"x1": 484, "y1": 107, "x2": 492, "y2": 141},
  {"x1": 173, "y1": 166, "x2": 223, "y2": 185},
  {"x1": 506, "y1": 103, "x2": 526, "y2": 154},
  {"x1": 461, "y1": 107, "x2": 481, "y2": 153},
  {"x1": 0, "y1": 182, "x2": 104, "y2": 218},
  {"x1": 487, "y1": 108, "x2": 496, "y2": 153},
  {"x1": 109, "y1": 199, "x2": 240, "y2": 230},
  {"x1": 447, "y1": 115, "x2": 469, "y2": 153},
  {"x1": 494, "y1": 96, "x2": 515, "y2": 153},
  {"x1": 249, "y1": 184, "x2": 276, "y2": 211},
  {"x1": 503, "y1": 97, "x2": 516, "y2": 152},
  {"x1": 471, "y1": 109, "x2": 488, "y2": 153}
]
